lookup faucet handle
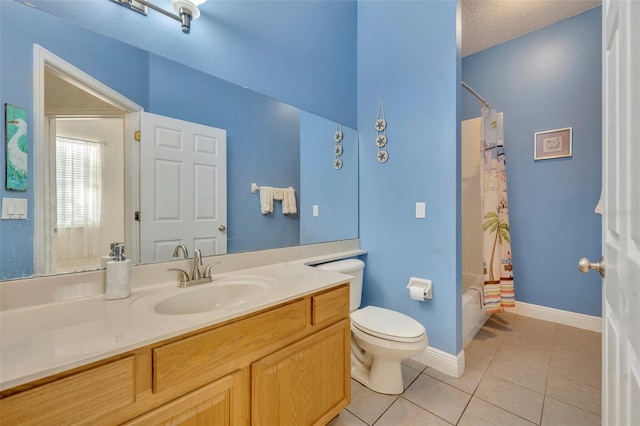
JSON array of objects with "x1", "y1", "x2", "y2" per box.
[
  {"x1": 203, "y1": 262, "x2": 221, "y2": 278},
  {"x1": 169, "y1": 268, "x2": 190, "y2": 287}
]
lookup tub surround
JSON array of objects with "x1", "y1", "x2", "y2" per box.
[{"x1": 0, "y1": 240, "x2": 364, "y2": 392}]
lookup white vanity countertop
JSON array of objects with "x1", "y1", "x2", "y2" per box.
[{"x1": 0, "y1": 262, "x2": 351, "y2": 391}]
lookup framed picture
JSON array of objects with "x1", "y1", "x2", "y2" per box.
[
  {"x1": 534, "y1": 127, "x2": 572, "y2": 161},
  {"x1": 5, "y1": 103, "x2": 28, "y2": 191}
]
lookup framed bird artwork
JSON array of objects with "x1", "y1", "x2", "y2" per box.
[{"x1": 5, "y1": 103, "x2": 28, "y2": 191}]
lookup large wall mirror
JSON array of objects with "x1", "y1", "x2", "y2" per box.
[{"x1": 0, "y1": 1, "x2": 359, "y2": 281}]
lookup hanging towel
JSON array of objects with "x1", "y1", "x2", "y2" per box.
[
  {"x1": 259, "y1": 186, "x2": 274, "y2": 214},
  {"x1": 282, "y1": 187, "x2": 297, "y2": 215},
  {"x1": 273, "y1": 188, "x2": 284, "y2": 201}
]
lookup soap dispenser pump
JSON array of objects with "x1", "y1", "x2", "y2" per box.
[{"x1": 106, "y1": 244, "x2": 131, "y2": 300}]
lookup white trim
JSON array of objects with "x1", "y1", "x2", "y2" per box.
[
  {"x1": 505, "y1": 300, "x2": 602, "y2": 333},
  {"x1": 411, "y1": 346, "x2": 465, "y2": 378},
  {"x1": 33, "y1": 45, "x2": 143, "y2": 273}
]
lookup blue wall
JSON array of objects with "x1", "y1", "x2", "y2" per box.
[
  {"x1": 358, "y1": 1, "x2": 461, "y2": 355},
  {"x1": 15, "y1": 0, "x2": 358, "y2": 128},
  {"x1": 299, "y1": 112, "x2": 359, "y2": 244},
  {"x1": 462, "y1": 7, "x2": 602, "y2": 316}
]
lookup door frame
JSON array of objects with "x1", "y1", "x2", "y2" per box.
[{"x1": 33, "y1": 45, "x2": 143, "y2": 273}]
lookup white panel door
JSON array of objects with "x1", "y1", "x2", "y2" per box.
[
  {"x1": 140, "y1": 112, "x2": 227, "y2": 263},
  {"x1": 601, "y1": 1, "x2": 640, "y2": 424}
]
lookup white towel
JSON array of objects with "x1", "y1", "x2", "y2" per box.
[
  {"x1": 273, "y1": 188, "x2": 284, "y2": 201},
  {"x1": 282, "y1": 187, "x2": 297, "y2": 215},
  {"x1": 259, "y1": 186, "x2": 274, "y2": 214}
]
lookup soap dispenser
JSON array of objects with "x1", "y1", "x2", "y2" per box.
[
  {"x1": 106, "y1": 244, "x2": 131, "y2": 300},
  {"x1": 101, "y1": 242, "x2": 121, "y2": 268}
]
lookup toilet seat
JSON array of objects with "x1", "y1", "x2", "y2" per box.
[{"x1": 351, "y1": 306, "x2": 426, "y2": 343}]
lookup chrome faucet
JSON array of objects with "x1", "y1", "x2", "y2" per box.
[
  {"x1": 192, "y1": 249, "x2": 203, "y2": 280},
  {"x1": 168, "y1": 248, "x2": 219, "y2": 287},
  {"x1": 172, "y1": 244, "x2": 189, "y2": 259}
]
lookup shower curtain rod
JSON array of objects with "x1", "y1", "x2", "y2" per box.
[{"x1": 461, "y1": 81, "x2": 492, "y2": 109}]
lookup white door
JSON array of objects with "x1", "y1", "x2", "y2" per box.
[
  {"x1": 140, "y1": 112, "x2": 227, "y2": 263},
  {"x1": 600, "y1": 1, "x2": 640, "y2": 424}
]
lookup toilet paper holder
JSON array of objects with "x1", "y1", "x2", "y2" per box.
[{"x1": 406, "y1": 277, "x2": 433, "y2": 300}]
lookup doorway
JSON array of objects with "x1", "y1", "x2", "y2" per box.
[{"x1": 34, "y1": 45, "x2": 141, "y2": 275}]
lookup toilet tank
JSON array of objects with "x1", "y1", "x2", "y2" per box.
[{"x1": 315, "y1": 259, "x2": 364, "y2": 311}]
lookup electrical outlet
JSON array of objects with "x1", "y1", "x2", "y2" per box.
[{"x1": 416, "y1": 202, "x2": 426, "y2": 219}]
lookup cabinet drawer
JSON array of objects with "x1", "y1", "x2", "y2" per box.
[
  {"x1": 0, "y1": 356, "x2": 135, "y2": 425},
  {"x1": 311, "y1": 284, "x2": 349, "y2": 325},
  {"x1": 154, "y1": 299, "x2": 307, "y2": 395}
]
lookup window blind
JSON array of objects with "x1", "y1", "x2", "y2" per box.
[{"x1": 56, "y1": 137, "x2": 102, "y2": 228}]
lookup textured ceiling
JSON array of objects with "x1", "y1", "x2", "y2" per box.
[{"x1": 462, "y1": 0, "x2": 601, "y2": 57}]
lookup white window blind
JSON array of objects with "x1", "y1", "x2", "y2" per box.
[{"x1": 56, "y1": 137, "x2": 102, "y2": 228}]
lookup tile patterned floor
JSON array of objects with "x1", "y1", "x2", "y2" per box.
[{"x1": 328, "y1": 312, "x2": 602, "y2": 426}]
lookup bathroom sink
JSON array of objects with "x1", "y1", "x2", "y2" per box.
[{"x1": 134, "y1": 275, "x2": 277, "y2": 315}]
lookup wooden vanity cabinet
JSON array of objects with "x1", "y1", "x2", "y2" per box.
[{"x1": 0, "y1": 284, "x2": 350, "y2": 426}]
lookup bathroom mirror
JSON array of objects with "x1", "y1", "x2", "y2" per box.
[{"x1": 0, "y1": 1, "x2": 359, "y2": 280}]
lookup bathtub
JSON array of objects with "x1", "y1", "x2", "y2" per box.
[{"x1": 462, "y1": 272, "x2": 489, "y2": 348}]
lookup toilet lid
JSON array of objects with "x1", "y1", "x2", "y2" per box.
[{"x1": 351, "y1": 306, "x2": 426, "y2": 341}]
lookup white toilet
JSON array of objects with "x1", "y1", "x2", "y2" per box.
[{"x1": 316, "y1": 259, "x2": 428, "y2": 395}]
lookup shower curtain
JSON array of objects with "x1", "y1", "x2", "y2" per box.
[{"x1": 481, "y1": 107, "x2": 514, "y2": 314}]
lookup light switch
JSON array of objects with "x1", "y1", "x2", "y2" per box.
[
  {"x1": 2, "y1": 198, "x2": 28, "y2": 220},
  {"x1": 313, "y1": 205, "x2": 319, "y2": 217},
  {"x1": 415, "y1": 202, "x2": 426, "y2": 219}
]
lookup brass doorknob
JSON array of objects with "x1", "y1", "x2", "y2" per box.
[
  {"x1": 218, "y1": 225, "x2": 226, "y2": 232},
  {"x1": 578, "y1": 257, "x2": 605, "y2": 278}
]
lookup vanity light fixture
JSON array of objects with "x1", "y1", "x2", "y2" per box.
[{"x1": 110, "y1": 0, "x2": 207, "y2": 34}]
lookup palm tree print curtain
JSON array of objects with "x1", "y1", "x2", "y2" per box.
[{"x1": 481, "y1": 107, "x2": 514, "y2": 314}]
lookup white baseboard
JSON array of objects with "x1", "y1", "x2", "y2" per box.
[
  {"x1": 412, "y1": 346, "x2": 465, "y2": 378},
  {"x1": 505, "y1": 300, "x2": 602, "y2": 333}
]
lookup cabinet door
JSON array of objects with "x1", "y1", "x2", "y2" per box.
[
  {"x1": 126, "y1": 370, "x2": 248, "y2": 426},
  {"x1": 252, "y1": 320, "x2": 350, "y2": 426}
]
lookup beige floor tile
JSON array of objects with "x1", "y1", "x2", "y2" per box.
[
  {"x1": 495, "y1": 341, "x2": 552, "y2": 371},
  {"x1": 482, "y1": 317, "x2": 515, "y2": 336},
  {"x1": 375, "y1": 397, "x2": 453, "y2": 426},
  {"x1": 465, "y1": 345, "x2": 496, "y2": 372},
  {"x1": 467, "y1": 329, "x2": 504, "y2": 355},
  {"x1": 504, "y1": 328, "x2": 555, "y2": 350},
  {"x1": 552, "y1": 342, "x2": 601, "y2": 369},
  {"x1": 492, "y1": 311, "x2": 518, "y2": 324},
  {"x1": 554, "y1": 324, "x2": 601, "y2": 351},
  {"x1": 424, "y1": 366, "x2": 484, "y2": 395},
  {"x1": 328, "y1": 409, "x2": 369, "y2": 426},
  {"x1": 458, "y1": 397, "x2": 536, "y2": 426},
  {"x1": 402, "y1": 374, "x2": 471, "y2": 424},
  {"x1": 550, "y1": 355, "x2": 601, "y2": 389},
  {"x1": 401, "y1": 364, "x2": 421, "y2": 390},
  {"x1": 546, "y1": 371, "x2": 601, "y2": 416},
  {"x1": 541, "y1": 396, "x2": 602, "y2": 426},
  {"x1": 402, "y1": 357, "x2": 427, "y2": 373},
  {"x1": 475, "y1": 373, "x2": 544, "y2": 424},
  {"x1": 347, "y1": 379, "x2": 398, "y2": 425},
  {"x1": 486, "y1": 355, "x2": 548, "y2": 394}
]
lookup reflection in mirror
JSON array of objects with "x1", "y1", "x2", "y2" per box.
[
  {"x1": 52, "y1": 118, "x2": 125, "y2": 274},
  {"x1": 0, "y1": 0, "x2": 359, "y2": 281}
]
